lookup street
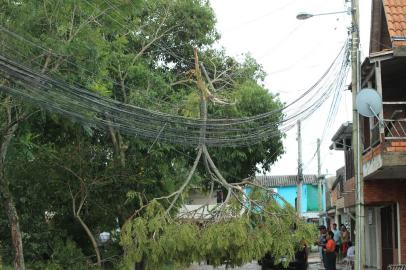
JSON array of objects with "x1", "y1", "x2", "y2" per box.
[
  {"x1": 186, "y1": 262, "x2": 260, "y2": 270},
  {"x1": 185, "y1": 252, "x2": 324, "y2": 270},
  {"x1": 184, "y1": 252, "x2": 351, "y2": 270}
]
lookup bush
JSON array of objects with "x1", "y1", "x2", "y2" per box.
[{"x1": 29, "y1": 239, "x2": 96, "y2": 270}]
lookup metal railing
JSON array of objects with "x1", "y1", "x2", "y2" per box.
[
  {"x1": 362, "y1": 103, "x2": 406, "y2": 147},
  {"x1": 382, "y1": 102, "x2": 406, "y2": 140},
  {"x1": 384, "y1": 119, "x2": 406, "y2": 139}
]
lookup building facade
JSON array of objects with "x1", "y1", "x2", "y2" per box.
[
  {"x1": 255, "y1": 175, "x2": 325, "y2": 221},
  {"x1": 330, "y1": 1, "x2": 406, "y2": 268},
  {"x1": 360, "y1": 0, "x2": 406, "y2": 268},
  {"x1": 330, "y1": 123, "x2": 356, "y2": 241}
]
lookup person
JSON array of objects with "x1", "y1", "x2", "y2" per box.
[
  {"x1": 324, "y1": 231, "x2": 337, "y2": 270},
  {"x1": 346, "y1": 241, "x2": 355, "y2": 269},
  {"x1": 331, "y1": 223, "x2": 341, "y2": 259},
  {"x1": 318, "y1": 225, "x2": 327, "y2": 269},
  {"x1": 341, "y1": 225, "x2": 350, "y2": 257},
  {"x1": 347, "y1": 241, "x2": 355, "y2": 260}
]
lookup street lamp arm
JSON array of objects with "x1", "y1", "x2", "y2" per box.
[{"x1": 296, "y1": 10, "x2": 349, "y2": 20}]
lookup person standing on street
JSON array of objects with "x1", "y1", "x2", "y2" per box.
[
  {"x1": 332, "y1": 223, "x2": 341, "y2": 260},
  {"x1": 324, "y1": 231, "x2": 337, "y2": 270},
  {"x1": 347, "y1": 241, "x2": 355, "y2": 261},
  {"x1": 341, "y1": 225, "x2": 350, "y2": 257},
  {"x1": 318, "y1": 225, "x2": 327, "y2": 268}
]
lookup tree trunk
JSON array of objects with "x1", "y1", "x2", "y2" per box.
[
  {"x1": 75, "y1": 214, "x2": 102, "y2": 267},
  {"x1": 3, "y1": 190, "x2": 25, "y2": 270},
  {"x1": 0, "y1": 122, "x2": 25, "y2": 270},
  {"x1": 107, "y1": 124, "x2": 126, "y2": 167},
  {"x1": 116, "y1": 131, "x2": 126, "y2": 167}
]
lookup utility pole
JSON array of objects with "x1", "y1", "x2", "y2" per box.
[
  {"x1": 317, "y1": 138, "x2": 323, "y2": 225},
  {"x1": 297, "y1": 120, "x2": 303, "y2": 216},
  {"x1": 295, "y1": 2, "x2": 363, "y2": 266},
  {"x1": 351, "y1": 0, "x2": 365, "y2": 269}
]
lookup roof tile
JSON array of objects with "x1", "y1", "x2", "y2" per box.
[
  {"x1": 383, "y1": 0, "x2": 406, "y2": 46},
  {"x1": 255, "y1": 175, "x2": 318, "y2": 187}
]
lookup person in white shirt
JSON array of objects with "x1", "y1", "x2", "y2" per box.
[
  {"x1": 347, "y1": 241, "x2": 355, "y2": 260},
  {"x1": 332, "y1": 223, "x2": 342, "y2": 259},
  {"x1": 345, "y1": 241, "x2": 355, "y2": 269}
]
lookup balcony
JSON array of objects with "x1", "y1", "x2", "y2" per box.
[
  {"x1": 362, "y1": 103, "x2": 406, "y2": 180},
  {"x1": 360, "y1": 51, "x2": 406, "y2": 180}
]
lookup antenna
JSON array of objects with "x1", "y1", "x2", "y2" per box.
[{"x1": 356, "y1": 88, "x2": 382, "y2": 118}]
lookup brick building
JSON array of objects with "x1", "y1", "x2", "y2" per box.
[
  {"x1": 360, "y1": 0, "x2": 406, "y2": 268},
  {"x1": 330, "y1": 122, "x2": 356, "y2": 241},
  {"x1": 330, "y1": 1, "x2": 406, "y2": 269},
  {"x1": 324, "y1": 175, "x2": 337, "y2": 227}
]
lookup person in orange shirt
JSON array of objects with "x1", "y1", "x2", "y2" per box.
[{"x1": 323, "y1": 231, "x2": 337, "y2": 270}]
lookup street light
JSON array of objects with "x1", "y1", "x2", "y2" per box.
[
  {"x1": 296, "y1": 2, "x2": 365, "y2": 270},
  {"x1": 296, "y1": 10, "x2": 349, "y2": 20},
  {"x1": 99, "y1": 232, "x2": 110, "y2": 243}
]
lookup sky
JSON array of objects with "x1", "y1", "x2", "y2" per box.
[{"x1": 211, "y1": 0, "x2": 371, "y2": 177}]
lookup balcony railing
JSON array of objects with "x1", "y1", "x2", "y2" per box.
[
  {"x1": 363, "y1": 102, "x2": 406, "y2": 150},
  {"x1": 384, "y1": 119, "x2": 406, "y2": 139},
  {"x1": 382, "y1": 102, "x2": 406, "y2": 140}
]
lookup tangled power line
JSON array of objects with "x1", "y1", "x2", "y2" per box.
[
  {"x1": 0, "y1": 25, "x2": 350, "y2": 148},
  {"x1": 0, "y1": 0, "x2": 351, "y2": 225}
]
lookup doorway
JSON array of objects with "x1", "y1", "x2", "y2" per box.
[{"x1": 380, "y1": 204, "x2": 398, "y2": 270}]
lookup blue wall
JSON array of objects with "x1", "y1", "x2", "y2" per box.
[
  {"x1": 244, "y1": 184, "x2": 325, "y2": 214},
  {"x1": 275, "y1": 186, "x2": 296, "y2": 209},
  {"x1": 274, "y1": 185, "x2": 314, "y2": 213}
]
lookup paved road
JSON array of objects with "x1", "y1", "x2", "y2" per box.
[
  {"x1": 184, "y1": 252, "x2": 326, "y2": 270},
  {"x1": 185, "y1": 262, "x2": 261, "y2": 270},
  {"x1": 185, "y1": 261, "x2": 325, "y2": 270}
]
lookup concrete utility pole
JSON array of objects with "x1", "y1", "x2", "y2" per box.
[
  {"x1": 297, "y1": 120, "x2": 303, "y2": 216},
  {"x1": 317, "y1": 138, "x2": 323, "y2": 224},
  {"x1": 295, "y1": 2, "x2": 363, "y2": 265},
  {"x1": 350, "y1": 0, "x2": 365, "y2": 269}
]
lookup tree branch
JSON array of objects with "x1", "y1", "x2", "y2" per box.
[{"x1": 165, "y1": 146, "x2": 202, "y2": 214}]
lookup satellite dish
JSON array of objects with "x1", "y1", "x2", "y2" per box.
[{"x1": 356, "y1": 88, "x2": 382, "y2": 117}]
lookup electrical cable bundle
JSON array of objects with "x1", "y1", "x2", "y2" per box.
[{"x1": 0, "y1": 26, "x2": 350, "y2": 148}]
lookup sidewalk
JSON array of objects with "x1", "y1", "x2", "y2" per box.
[
  {"x1": 308, "y1": 252, "x2": 321, "y2": 264},
  {"x1": 308, "y1": 252, "x2": 348, "y2": 270}
]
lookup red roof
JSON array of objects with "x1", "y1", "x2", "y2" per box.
[{"x1": 383, "y1": 0, "x2": 406, "y2": 46}]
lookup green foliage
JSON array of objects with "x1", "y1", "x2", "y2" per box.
[
  {"x1": 121, "y1": 198, "x2": 318, "y2": 270},
  {"x1": 120, "y1": 202, "x2": 201, "y2": 269},
  {"x1": 0, "y1": 0, "x2": 287, "y2": 268},
  {"x1": 205, "y1": 77, "x2": 284, "y2": 179},
  {"x1": 27, "y1": 239, "x2": 91, "y2": 270}
]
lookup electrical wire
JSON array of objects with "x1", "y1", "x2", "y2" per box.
[{"x1": 0, "y1": 20, "x2": 350, "y2": 148}]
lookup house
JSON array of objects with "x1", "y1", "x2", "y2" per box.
[
  {"x1": 326, "y1": 166, "x2": 356, "y2": 241},
  {"x1": 323, "y1": 176, "x2": 338, "y2": 228},
  {"x1": 330, "y1": 122, "x2": 356, "y2": 240},
  {"x1": 330, "y1": 1, "x2": 406, "y2": 268},
  {"x1": 360, "y1": 0, "x2": 406, "y2": 268},
  {"x1": 178, "y1": 188, "x2": 224, "y2": 220},
  {"x1": 255, "y1": 175, "x2": 325, "y2": 222}
]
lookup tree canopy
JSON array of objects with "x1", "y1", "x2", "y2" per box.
[{"x1": 0, "y1": 1, "x2": 315, "y2": 269}]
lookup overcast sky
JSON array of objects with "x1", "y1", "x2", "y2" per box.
[{"x1": 210, "y1": 0, "x2": 371, "y2": 176}]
